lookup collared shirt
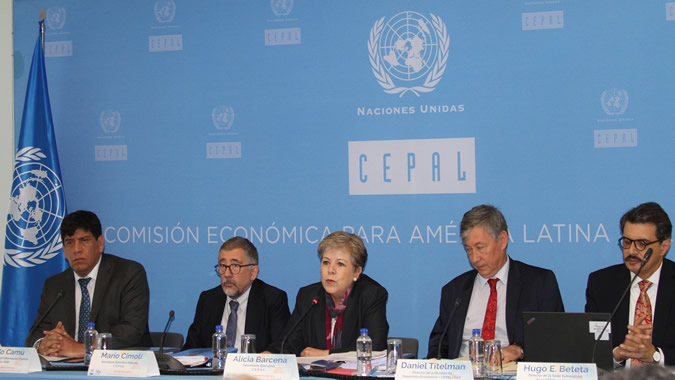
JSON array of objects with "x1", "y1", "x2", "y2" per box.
[
  {"x1": 220, "y1": 285, "x2": 251, "y2": 351},
  {"x1": 73, "y1": 255, "x2": 102, "y2": 339},
  {"x1": 459, "y1": 257, "x2": 510, "y2": 357},
  {"x1": 626, "y1": 263, "x2": 664, "y2": 367}
]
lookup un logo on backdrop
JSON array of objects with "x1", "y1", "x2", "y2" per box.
[
  {"x1": 100, "y1": 110, "x2": 121, "y2": 134},
  {"x1": 5, "y1": 148, "x2": 64, "y2": 268},
  {"x1": 271, "y1": 0, "x2": 294, "y2": 17},
  {"x1": 46, "y1": 8, "x2": 67, "y2": 30},
  {"x1": 155, "y1": 0, "x2": 176, "y2": 23},
  {"x1": 601, "y1": 88, "x2": 629, "y2": 116},
  {"x1": 369, "y1": 11, "x2": 449, "y2": 97},
  {"x1": 212, "y1": 106, "x2": 235, "y2": 130}
]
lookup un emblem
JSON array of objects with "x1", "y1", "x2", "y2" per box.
[
  {"x1": 601, "y1": 88, "x2": 629, "y2": 116},
  {"x1": 5, "y1": 148, "x2": 65, "y2": 268},
  {"x1": 369, "y1": 11, "x2": 450, "y2": 97},
  {"x1": 271, "y1": 0, "x2": 294, "y2": 17},
  {"x1": 100, "y1": 110, "x2": 121, "y2": 134},
  {"x1": 212, "y1": 106, "x2": 235, "y2": 130},
  {"x1": 155, "y1": 0, "x2": 176, "y2": 23},
  {"x1": 46, "y1": 7, "x2": 67, "y2": 30}
]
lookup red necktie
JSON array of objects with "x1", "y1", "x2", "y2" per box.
[
  {"x1": 632, "y1": 280, "x2": 652, "y2": 366},
  {"x1": 482, "y1": 278, "x2": 499, "y2": 341}
]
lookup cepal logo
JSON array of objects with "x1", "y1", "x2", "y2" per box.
[
  {"x1": 601, "y1": 88, "x2": 629, "y2": 116},
  {"x1": 46, "y1": 8, "x2": 67, "y2": 30},
  {"x1": 100, "y1": 110, "x2": 121, "y2": 134},
  {"x1": 212, "y1": 106, "x2": 235, "y2": 130},
  {"x1": 271, "y1": 0, "x2": 294, "y2": 17},
  {"x1": 369, "y1": 11, "x2": 449, "y2": 97},
  {"x1": 155, "y1": 0, "x2": 176, "y2": 23}
]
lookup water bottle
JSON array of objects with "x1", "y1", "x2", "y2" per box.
[
  {"x1": 212, "y1": 325, "x2": 227, "y2": 369},
  {"x1": 468, "y1": 328, "x2": 485, "y2": 377},
  {"x1": 356, "y1": 328, "x2": 372, "y2": 376},
  {"x1": 84, "y1": 322, "x2": 98, "y2": 366}
]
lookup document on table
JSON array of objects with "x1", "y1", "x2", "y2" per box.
[{"x1": 296, "y1": 350, "x2": 387, "y2": 370}]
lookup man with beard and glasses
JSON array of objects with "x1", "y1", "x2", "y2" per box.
[
  {"x1": 586, "y1": 202, "x2": 675, "y2": 367},
  {"x1": 183, "y1": 237, "x2": 290, "y2": 352}
]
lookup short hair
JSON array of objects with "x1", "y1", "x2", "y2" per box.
[
  {"x1": 60, "y1": 210, "x2": 102, "y2": 239},
  {"x1": 317, "y1": 231, "x2": 367, "y2": 270},
  {"x1": 460, "y1": 204, "x2": 508, "y2": 242},
  {"x1": 220, "y1": 237, "x2": 259, "y2": 265},
  {"x1": 620, "y1": 202, "x2": 672, "y2": 241}
]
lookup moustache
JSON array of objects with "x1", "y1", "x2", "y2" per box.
[{"x1": 624, "y1": 255, "x2": 643, "y2": 262}]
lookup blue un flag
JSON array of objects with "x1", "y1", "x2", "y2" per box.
[{"x1": 0, "y1": 21, "x2": 68, "y2": 346}]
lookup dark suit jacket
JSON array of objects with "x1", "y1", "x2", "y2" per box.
[
  {"x1": 271, "y1": 274, "x2": 389, "y2": 355},
  {"x1": 427, "y1": 258, "x2": 565, "y2": 358},
  {"x1": 26, "y1": 253, "x2": 152, "y2": 349},
  {"x1": 183, "y1": 278, "x2": 290, "y2": 351},
  {"x1": 585, "y1": 258, "x2": 675, "y2": 365}
]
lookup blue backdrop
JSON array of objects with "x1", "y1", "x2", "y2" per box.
[{"x1": 10, "y1": 1, "x2": 675, "y2": 357}]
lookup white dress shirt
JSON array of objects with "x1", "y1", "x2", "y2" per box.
[
  {"x1": 220, "y1": 285, "x2": 251, "y2": 351},
  {"x1": 459, "y1": 257, "x2": 510, "y2": 357},
  {"x1": 73, "y1": 255, "x2": 102, "y2": 339}
]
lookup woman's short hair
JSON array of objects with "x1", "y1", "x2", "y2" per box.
[{"x1": 317, "y1": 231, "x2": 367, "y2": 270}]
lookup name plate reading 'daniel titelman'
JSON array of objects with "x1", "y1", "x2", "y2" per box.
[
  {"x1": 88, "y1": 350, "x2": 159, "y2": 377},
  {"x1": 0, "y1": 347, "x2": 42, "y2": 373},
  {"x1": 394, "y1": 359, "x2": 472, "y2": 380},
  {"x1": 517, "y1": 362, "x2": 597, "y2": 380},
  {"x1": 224, "y1": 354, "x2": 299, "y2": 380}
]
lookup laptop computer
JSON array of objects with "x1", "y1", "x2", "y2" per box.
[{"x1": 522, "y1": 312, "x2": 613, "y2": 371}]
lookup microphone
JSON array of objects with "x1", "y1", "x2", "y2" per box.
[
  {"x1": 25, "y1": 289, "x2": 64, "y2": 347},
  {"x1": 159, "y1": 310, "x2": 175, "y2": 354},
  {"x1": 280, "y1": 298, "x2": 319, "y2": 354},
  {"x1": 436, "y1": 298, "x2": 462, "y2": 359},
  {"x1": 591, "y1": 248, "x2": 653, "y2": 364}
]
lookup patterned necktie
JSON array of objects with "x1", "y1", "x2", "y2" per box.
[
  {"x1": 481, "y1": 278, "x2": 499, "y2": 341},
  {"x1": 632, "y1": 280, "x2": 652, "y2": 366},
  {"x1": 226, "y1": 300, "x2": 239, "y2": 348},
  {"x1": 77, "y1": 277, "x2": 92, "y2": 343}
]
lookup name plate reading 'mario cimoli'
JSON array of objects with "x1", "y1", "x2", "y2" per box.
[
  {"x1": 517, "y1": 362, "x2": 597, "y2": 380},
  {"x1": 394, "y1": 359, "x2": 473, "y2": 380},
  {"x1": 88, "y1": 350, "x2": 159, "y2": 377},
  {"x1": 0, "y1": 347, "x2": 42, "y2": 373},
  {"x1": 224, "y1": 353, "x2": 299, "y2": 380}
]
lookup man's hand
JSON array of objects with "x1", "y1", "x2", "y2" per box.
[
  {"x1": 39, "y1": 322, "x2": 84, "y2": 358},
  {"x1": 501, "y1": 344, "x2": 524, "y2": 364},
  {"x1": 613, "y1": 316, "x2": 656, "y2": 363},
  {"x1": 300, "y1": 347, "x2": 329, "y2": 357}
]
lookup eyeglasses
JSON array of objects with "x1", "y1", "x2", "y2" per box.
[
  {"x1": 214, "y1": 263, "x2": 255, "y2": 275},
  {"x1": 617, "y1": 237, "x2": 661, "y2": 251}
]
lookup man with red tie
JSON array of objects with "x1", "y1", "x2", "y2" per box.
[
  {"x1": 586, "y1": 202, "x2": 675, "y2": 367},
  {"x1": 427, "y1": 204, "x2": 564, "y2": 362}
]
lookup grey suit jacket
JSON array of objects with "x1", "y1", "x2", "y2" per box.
[{"x1": 26, "y1": 253, "x2": 152, "y2": 349}]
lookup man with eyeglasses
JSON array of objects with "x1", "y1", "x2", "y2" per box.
[
  {"x1": 183, "y1": 237, "x2": 290, "y2": 352},
  {"x1": 586, "y1": 202, "x2": 675, "y2": 367}
]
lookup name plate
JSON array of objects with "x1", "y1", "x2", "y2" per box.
[
  {"x1": 88, "y1": 350, "x2": 159, "y2": 377},
  {"x1": 517, "y1": 362, "x2": 597, "y2": 380},
  {"x1": 0, "y1": 347, "x2": 41, "y2": 373},
  {"x1": 224, "y1": 353, "x2": 299, "y2": 380},
  {"x1": 394, "y1": 359, "x2": 472, "y2": 380}
]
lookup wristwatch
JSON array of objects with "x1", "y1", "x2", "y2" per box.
[{"x1": 652, "y1": 348, "x2": 661, "y2": 363}]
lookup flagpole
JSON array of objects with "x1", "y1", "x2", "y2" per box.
[{"x1": 39, "y1": 8, "x2": 45, "y2": 50}]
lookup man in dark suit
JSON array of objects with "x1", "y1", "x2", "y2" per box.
[
  {"x1": 586, "y1": 202, "x2": 675, "y2": 367},
  {"x1": 428, "y1": 205, "x2": 564, "y2": 362},
  {"x1": 183, "y1": 237, "x2": 290, "y2": 352},
  {"x1": 26, "y1": 210, "x2": 151, "y2": 357}
]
